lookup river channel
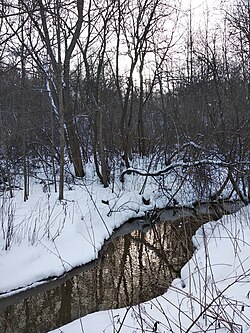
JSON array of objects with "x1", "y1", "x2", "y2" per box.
[{"x1": 0, "y1": 200, "x2": 243, "y2": 333}]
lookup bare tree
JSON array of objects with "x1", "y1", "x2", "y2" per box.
[
  {"x1": 79, "y1": 0, "x2": 115, "y2": 187},
  {"x1": 13, "y1": 0, "x2": 86, "y2": 199},
  {"x1": 108, "y1": 0, "x2": 181, "y2": 164}
]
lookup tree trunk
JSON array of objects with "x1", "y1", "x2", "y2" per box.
[
  {"x1": 98, "y1": 107, "x2": 109, "y2": 187},
  {"x1": 58, "y1": 77, "x2": 65, "y2": 201},
  {"x1": 64, "y1": 115, "x2": 84, "y2": 178}
]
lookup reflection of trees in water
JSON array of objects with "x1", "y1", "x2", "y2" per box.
[
  {"x1": 0, "y1": 215, "x2": 213, "y2": 333},
  {"x1": 57, "y1": 280, "x2": 73, "y2": 326}
]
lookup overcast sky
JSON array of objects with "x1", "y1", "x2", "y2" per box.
[{"x1": 182, "y1": 0, "x2": 226, "y2": 29}]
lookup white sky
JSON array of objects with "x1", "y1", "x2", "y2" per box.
[{"x1": 182, "y1": 0, "x2": 226, "y2": 29}]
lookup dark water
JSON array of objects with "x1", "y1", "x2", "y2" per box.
[{"x1": 0, "y1": 201, "x2": 243, "y2": 333}]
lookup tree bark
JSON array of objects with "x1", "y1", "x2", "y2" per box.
[{"x1": 64, "y1": 115, "x2": 84, "y2": 177}]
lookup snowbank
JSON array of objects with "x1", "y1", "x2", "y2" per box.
[
  {"x1": 49, "y1": 205, "x2": 250, "y2": 333},
  {"x1": 1, "y1": 164, "x2": 188, "y2": 294}
]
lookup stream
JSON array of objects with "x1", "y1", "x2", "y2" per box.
[{"x1": 0, "y1": 200, "x2": 244, "y2": 333}]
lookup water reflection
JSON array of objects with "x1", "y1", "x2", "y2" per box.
[{"x1": 0, "y1": 205, "x2": 238, "y2": 333}]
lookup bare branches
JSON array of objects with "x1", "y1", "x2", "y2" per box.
[{"x1": 120, "y1": 160, "x2": 250, "y2": 183}]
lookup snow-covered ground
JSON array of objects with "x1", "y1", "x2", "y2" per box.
[
  {"x1": 49, "y1": 205, "x2": 250, "y2": 333},
  {"x1": 0, "y1": 161, "x2": 197, "y2": 295},
  {"x1": 1, "y1": 160, "x2": 249, "y2": 332}
]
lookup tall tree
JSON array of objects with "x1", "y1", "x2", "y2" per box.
[
  {"x1": 13, "y1": 0, "x2": 86, "y2": 199},
  {"x1": 110, "y1": 0, "x2": 180, "y2": 164}
]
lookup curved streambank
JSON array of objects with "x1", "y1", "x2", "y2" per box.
[{"x1": 0, "y1": 200, "x2": 244, "y2": 333}]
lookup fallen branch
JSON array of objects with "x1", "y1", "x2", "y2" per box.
[{"x1": 120, "y1": 159, "x2": 250, "y2": 183}]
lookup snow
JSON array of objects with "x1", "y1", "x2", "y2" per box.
[
  {"x1": 0, "y1": 160, "x2": 249, "y2": 332},
  {"x1": 49, "y1": 205, "x2": 250, "y2": 333},
  {"x1": 1, "y1": 162, "x2": 187, "y2": 295}
]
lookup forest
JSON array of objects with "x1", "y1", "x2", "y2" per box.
[
  {"x1": 1, "y1": 1, "x2": 250, "y2": 333},
  {"x1": 0, "y1": 0, "x2": 249, "y2": 203}
]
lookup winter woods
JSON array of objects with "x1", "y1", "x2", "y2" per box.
[{"x1": 0, "y1": 0, "x2": 249, "y2": 201}]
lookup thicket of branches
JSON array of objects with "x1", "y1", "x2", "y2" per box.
[{"x1": 0, "y1": 0, "x2": 249, "y2": 201}]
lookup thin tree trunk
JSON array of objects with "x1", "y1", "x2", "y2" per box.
[
  {"x1": 51, "y1": 107, "x2": 57, "y2": 193},
  {"x1": 99, "y1": 107, "x2": 109, "y2": 187},
  {"x1": 58, "y1": 79, "x2": 65, "y2": 201},
  {"x1": 23, "y1": 142, "x2": 28, "y2": 202},
  {"x1": 138, "y1": 55, "x2": 146, "y2": 156}
]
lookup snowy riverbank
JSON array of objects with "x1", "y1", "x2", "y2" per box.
[
  {"x1": 0, "y1": 161, "x2": 198, "y2": 295},
  {"x1": 1, "y1": 160, "x2": 249, "y2": 332},
  {"x1": 49, "y1": 204, "x2": 250, "y2": 333}
]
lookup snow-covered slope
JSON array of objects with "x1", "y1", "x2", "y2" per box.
[
  {"x1": 1, "y1": 163, "x2": 190, "y2": 295},
  {"x1": 49, "y1": 205, "x2": 250, "y2": 333}
]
